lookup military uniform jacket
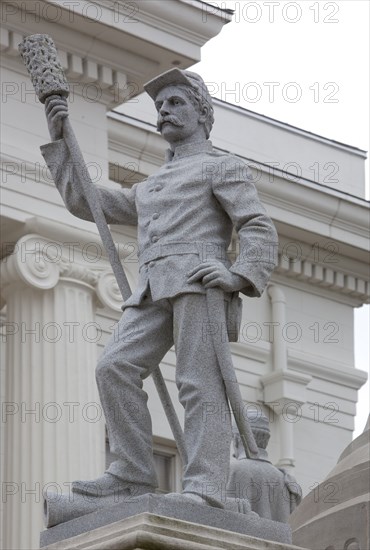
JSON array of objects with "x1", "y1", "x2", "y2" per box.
[{"x1": 41, "y1": 139, "x2": 278, "y2": 307}]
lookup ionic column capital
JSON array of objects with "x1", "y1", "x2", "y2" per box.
[
  {"x1": 59, "y1": 258, "x2": 98, "y2": 289},
  {"x1": 96, "y1": 271, "x2": 124, "y2": 312},
  {"x1": 1, "y1": 234, "x2": 101, "y2": 296},
  {"x1": 0, "y1": 233, "x2": 133, "y2": 313},
  {"x1": 1, "y1": 234, "x2": 60, "y2": 292}
]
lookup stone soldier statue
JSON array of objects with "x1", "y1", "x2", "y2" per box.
[
  {"x1": 228, "y1": 412, "x2": 302, "y2": 521},
  {"x1": 41, "y1": 68, "x2": 278, "y2": 508}
]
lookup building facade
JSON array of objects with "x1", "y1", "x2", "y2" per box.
[{"x1": 1, "y1": 1, "x2": 368, "y2": 549}]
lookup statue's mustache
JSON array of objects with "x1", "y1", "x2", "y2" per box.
[{"x1": 157, "y1": 116, "x2": 185, "y2": 131}]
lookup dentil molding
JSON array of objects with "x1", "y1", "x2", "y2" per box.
[
  {"x1": 274, "y1": 251, "x2": 369, "y2": 304},
  {"x1": 1, "y1": 25, "x2": 128, "y2": 108}
]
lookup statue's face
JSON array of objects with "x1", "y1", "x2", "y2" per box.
[{"x1": 154, "y1": 86, "x2": 203, "y2": 145}]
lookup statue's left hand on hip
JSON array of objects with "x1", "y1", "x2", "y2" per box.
[{"x1": 187, "y1": 260, "x2": 246, "y2": 292}]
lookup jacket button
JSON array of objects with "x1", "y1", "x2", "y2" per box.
[
  {"x1": 152, "y1": 213, "x2": 160, "y2": 220},
  {"x1": 149, "y1": 262, "x2": 155, "y2": 268},
  {"x1": 151, "y1": 235, "x2": 159, "y2": 243},
  {"x1": 154, "y1": 185, "x2": 162, "y2": 192}
]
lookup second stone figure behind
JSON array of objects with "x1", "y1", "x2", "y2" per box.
[{"x1": 228, "y1": 410, "x2": 302, "y2": 522}]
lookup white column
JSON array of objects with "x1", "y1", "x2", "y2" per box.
[
  {"x1": 268, "y1": 285, "x2": 287, "y2": 371},
  {"x1": 1, "y1": 235, "x2": 105, "y2": 550},
  {"x1": 261, "y1": 284, "x2": 311, "y2": 472}
]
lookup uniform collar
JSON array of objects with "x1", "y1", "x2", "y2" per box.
[{"x1": 165, "y1": 140, "x2": 213, "y2": 162}]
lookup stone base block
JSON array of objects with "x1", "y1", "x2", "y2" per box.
[
  {"x1": 41, "y1": 511, "x2": 309, "y2": 550},
  {"x1": 40, "y1": 494, "x2": 292, "y2": 547}
]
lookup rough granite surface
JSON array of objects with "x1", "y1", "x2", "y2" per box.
[{"x1": 40, "y1": 494, "x2": 292, "y2": 547}]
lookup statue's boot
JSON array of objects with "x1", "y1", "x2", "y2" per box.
[
  {"x1": 71, "y1": 472, "x2": 155, "y2": 498},
  {"x1": 44, "y1": 474, "x2": 156, "y2": 528}
]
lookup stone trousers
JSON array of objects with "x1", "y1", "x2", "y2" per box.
[{"x1": 95, "y1": 291, "x2": 231, "y2": 503}]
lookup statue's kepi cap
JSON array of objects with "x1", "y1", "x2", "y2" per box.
[
  {"x1": 232, "y1": 411, "x2": 270, "y2": 435},
  {"x1": 144, "y1": 68, "x2": 212, "y2": 105}
]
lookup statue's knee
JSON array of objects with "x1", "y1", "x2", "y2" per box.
[
  {"x1": 95, "y1": 354, "x2": 111, "y2": 383},
  {"x1": 96, "y1": 353, "x2": 133, "y2": 385},
  {"x1": 177, "y1": 380, "x2": 202, "y2": 405}
]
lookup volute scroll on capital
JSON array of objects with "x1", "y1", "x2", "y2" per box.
[
  {"x1": 96, "y1": 271, "x2": 125, "y2": 312},
  {"x1": 0, "y1": 234, "x2": 60, "y2": 291}
]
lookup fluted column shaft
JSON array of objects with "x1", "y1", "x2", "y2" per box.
[{"x1": 1, "y1": 235, "x2": 105, "y2": 550}]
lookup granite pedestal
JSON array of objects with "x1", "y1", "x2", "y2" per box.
[
  {"x1": 41, "y1": 505, "x2": 310, "y2": 550},
  {"x1": 40, "y1": 493, "x2": 293, "y2": 548}
]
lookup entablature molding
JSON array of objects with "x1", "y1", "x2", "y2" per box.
[
  {"x1": 275, "y1": 232, "x2": 369, "y2": 277},
  {"x1": 2, "y1": 0, "x2": 230, "y2": 107},
  {"x1": 212, "y1": 99, "x2": 367, "y2": 159},
  {"x1": 125, "y1": 0, "x2": 232, "y2": 45},
  {"x1": 109, "y1": 118, "x2": 166, "y2": 173},
  {"x1": 272, "y1": 251, "x2": 369, "y2": 306},
  {"x1": 2, "y1": 216, "x2": 135, "y2": 261},
  {"x1": 11, "y1": 0, "x2": 230, "y2": 53},
  {"x1": 255, "y1": 350, "x2": 366, "y2": 419},
  {"x1": 288, "y1": 349, "x2": 368, "y2": 390},
  {"x1": 108, "y1": 119, "x2": 165, "y2": 183},
  {"x1": 256, "y1": 172, "x2": 369, "y2": 251},
  {"x1": 1, "y1": 152, "x2": 57, "y2": 188},
  {"x1": 1, "y1": 25, "x2": 132, "y2": 108}
]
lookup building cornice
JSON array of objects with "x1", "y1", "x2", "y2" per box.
[
  {"x1": 108, "y1": 112, "x2": 369, "y2": 209},
  {"x1": 212, "y1": 99, "x2": 367, "y2": 159},
  {"x1": 36, "y1": 0, "x2": 231, "y2": 51},
  {"x1": 0, "y1": 216, "x2": 119, "y2": 261},
  {"x1": 2, "y1": 24, "x2": 137, "y2": 108},
  {"x1": 270, "y1": 273, "x2": 369, "y2": 308},
  {"x1": 2, "y1": 0, "x2": 230, "y2": 107},
  {"x1": 110, "y1": 94, "x2": 367, "y2": 196},
  {"x1": 108, "y1": 117, "x2": 166, "y2": 176},
  {"x1": 288, "y1": 350, "x2": 368, "y2": 390}
]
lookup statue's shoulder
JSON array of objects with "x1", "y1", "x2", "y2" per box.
[
  {"x1": 208, "y1": 148, "x2": 246, "y2": 165},
  {"x1": 210, "y1": 150, "x2": 250, "y2": 173},
  {"x1": 205, "y1": 149, "x2": 250, "y2": 185}
]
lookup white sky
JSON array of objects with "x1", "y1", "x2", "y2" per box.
[{"x1": 190, "y1": 0, "x2": 369, "y2": 437}]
